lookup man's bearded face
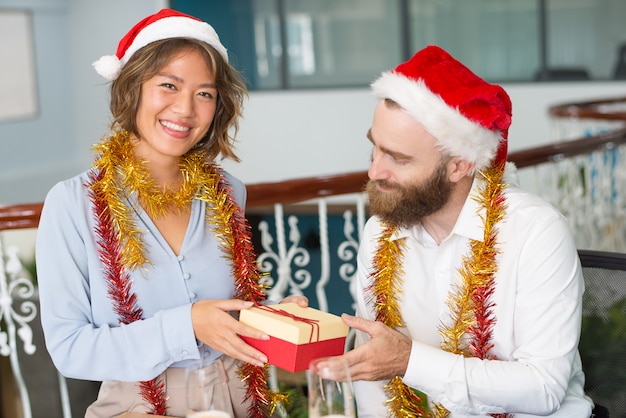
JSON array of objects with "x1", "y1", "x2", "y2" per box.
[{"x1": 366, "y1": 158, "x2": 452, "y2": 228}]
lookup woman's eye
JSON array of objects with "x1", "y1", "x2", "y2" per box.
[
  {"x1": 160, "y1": 83, "x2": 176, "y2": 90},
  {"x1": 199, "y1": 91, "x2": 216, "y2": 99}
]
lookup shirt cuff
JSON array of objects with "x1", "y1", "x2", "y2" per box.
[
  {"x1": 403, "y1": 340, "x2": 464, "y2": 400},
  {"x1": 156, "y1": 303, "x2": 199, "y2": 362}
]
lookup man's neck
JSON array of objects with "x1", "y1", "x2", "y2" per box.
[{"x1": 420, "y1": 176, "x2": 474, "y2": 245}]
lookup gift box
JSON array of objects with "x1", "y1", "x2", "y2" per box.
[{"x1": 239, "y1": 303, "x2": 349, "y2": 372}]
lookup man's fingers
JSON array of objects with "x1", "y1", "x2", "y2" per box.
[
  {"x1": 310, "y1": 355, "x2": 352, "y2": 381},
  {"x1": 342, "y1": 313, "x2": 383, "y2": 337}
]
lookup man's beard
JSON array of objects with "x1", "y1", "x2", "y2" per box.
[{"x1": 366, "y1": 160, "x2": 452, "y2": 229}]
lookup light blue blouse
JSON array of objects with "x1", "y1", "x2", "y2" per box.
[{"x1": 36, "y1": 168, "x2": 247, "y2": 382}]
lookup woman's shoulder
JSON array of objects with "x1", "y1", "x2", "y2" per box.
[
  {"x1": 212, "y1": 166, "x2": 246, "y2": 207},
  {"x1": 42, "y1": 170, "x2": 93, "y2": 213},
  {"x1": 218, "y1": 168, "x2": 244, "y2": 190},
  {"x1": 45, "y1": 170, "x2": 92, "y2": 199}
]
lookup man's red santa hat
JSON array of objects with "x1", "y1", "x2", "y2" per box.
[
  {"x1": 371, "y1": 45, "x2": 512, "y2": 171},
  {"x1": 93, "y1": 8, "x2": 228, "y2": 81}
]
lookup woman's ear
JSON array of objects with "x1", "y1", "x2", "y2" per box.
[{"x1": 448, "y1": 157, "x2": 475, "y2": 183}]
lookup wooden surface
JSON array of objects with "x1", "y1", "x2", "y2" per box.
[{"x1": 0, "y1": 355, "x2": 22, "y2": 418}]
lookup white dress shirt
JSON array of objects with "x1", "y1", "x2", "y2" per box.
[{"x1": 353, "y1": 176, "x2": 594, "y2": 417}]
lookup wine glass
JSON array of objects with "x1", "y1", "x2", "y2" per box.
[
  {"x1": 308, "y1": 357, "x2": 356, "y2": 418},
  {"x1": 185, "y1": 358, "x2": 232, "y2": 418}
]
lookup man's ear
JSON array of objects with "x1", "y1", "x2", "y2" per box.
[{"x1": 448, "y1": 157, "x2": 475, "y2": 183}]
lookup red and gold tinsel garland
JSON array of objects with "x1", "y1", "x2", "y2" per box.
[
  {"x1": 195, "y1": 162, "x2": 288, "y2": 417},
  {"x1": 88, "y1": 167, "x2": 168, "y2": 415},
  {"x1": 87, "y1": 130, "x2": 282, "y2": 417},
  {"x1": 373, "y1": 164, "x2": 511, "y2": 418}
]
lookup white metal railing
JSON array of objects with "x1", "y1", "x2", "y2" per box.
[
  {"x1": 253, "y1": 195, "x2": 367, "y2": 415},
  {"x1": 0, "y1": 233, "x2": 72, "y2": 418},
  {"x1": 257, "y1": 194, "x2": 367, "y2": 314},
  {"x1": 516, "y1": 142, "x2": 626, "y2": 252},
  {"x1": 541, "y1": 98, "x2": 626, "y2": 252}
]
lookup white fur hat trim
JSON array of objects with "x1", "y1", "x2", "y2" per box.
[
  {"x1": 371, "y1": 71, "x2": 502, "y2": 171},
  {"x1": 93, "y1": 15, "x2": 228, "y2": 81}
]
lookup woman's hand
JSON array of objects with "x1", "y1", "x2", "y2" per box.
[
  {"x1": 279, "y1": 295, "x2": 309, "y2": 307},
  {"x1": 191, "y1": 299, "x2": 269, "y2": 367}
]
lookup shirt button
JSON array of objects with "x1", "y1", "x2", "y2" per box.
[
  {"x1": 184, "y1": 273, "x2": 191, "y2": 280},
  {"x1": 189, "y1": 292, "x2": 197, "y2": 299},
  {"x1": 177, "y1": 255, "x2": 185, "y2": 261},
  {"x1": 182, "y1": 350, "x2": 188, "y2": 357}
]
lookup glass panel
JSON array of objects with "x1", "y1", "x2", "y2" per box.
[
  {"x1": 281, "y1": 0, "x2": 403, "y2": 88},
  {"x1": 252, "y1": 0, "x2": 282, "y2": 89},
  {"x1": 176, "y1": 0, "x2": 626, "y2": 88},
  {"x1": 547, "y1": 0, "x2": 626, "y2": 80},
  {"x1": 408, "y1": 0, "x2": 539, "y2": 82}
]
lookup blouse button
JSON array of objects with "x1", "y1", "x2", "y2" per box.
[
  {"x1": 189, "y1": 292, "x2": 197, "y2": 299},
  {"x1": 184, "y1": 273, "x2": 191, "y2": 280}
]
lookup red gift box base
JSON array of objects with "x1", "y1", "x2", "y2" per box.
[{"x1": 241, "y1": 335, "x2": 346, "y2": 372}]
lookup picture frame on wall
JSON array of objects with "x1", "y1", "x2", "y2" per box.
[{"x1": 0, "y1": 9, "x2": 38, "y2": 122}]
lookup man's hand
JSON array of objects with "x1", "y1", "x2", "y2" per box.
[{"x1": 312, "y1": 313, "x2": 412, "y2": 382}]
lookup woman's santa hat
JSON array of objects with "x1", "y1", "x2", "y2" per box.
[
  {"x1": 372, "y1": 45, "x2": 512, "y2": 171},
  {"x1": 93, "y1": 8, "x2": 228, "y2": 81}
]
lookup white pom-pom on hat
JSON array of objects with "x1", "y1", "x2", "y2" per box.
[
  {"x1": 92, "y1": 8, "x2": 228, "y2": 81},
  {"x1": 92, "y1": 55, "x2": 122, "y2": 81}
]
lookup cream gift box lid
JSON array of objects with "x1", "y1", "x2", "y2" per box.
[{"x1": 239, "y1": 303, "x2": 349, "y2": 344}]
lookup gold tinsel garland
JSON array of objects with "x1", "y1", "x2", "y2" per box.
[
  {"x1": 89, "y1": 130, "x2": 282, "y2": 417},
  {"x1": 91, "y1": 131, "x2": 206, "y2": 271},
  {"x1": 374, "y1": 164, "x2": 508, "y2": 417}
]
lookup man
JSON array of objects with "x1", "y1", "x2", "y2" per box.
[{"x1": 312, "y1": 45, "x2": 593, "y2": 417}]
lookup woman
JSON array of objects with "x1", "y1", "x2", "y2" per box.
[{"x1": 36, "y1": 9, "x2": 304, "y2": 417}]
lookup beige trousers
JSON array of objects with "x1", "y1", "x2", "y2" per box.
[{"x1": 85, "y1": 356, "x2": 251, "y2": 418}]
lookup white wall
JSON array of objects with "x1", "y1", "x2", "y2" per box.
[
  {"x1": 0, "y1": 0, "x2": 167, "y2": 204},
  {"x1": 220, "y1": 82, "x2": 626, "y2": 185},
  {"x1": 0, "y1": 0, "x2": 625, "y2": 204}
]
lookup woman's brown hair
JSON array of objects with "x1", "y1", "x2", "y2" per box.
[{"x1": 109, "y1": 38, "x2": 248, "y2": 162}]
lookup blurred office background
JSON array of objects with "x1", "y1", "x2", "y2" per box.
[{"x1": 1, "y1": 0, "x2": 625, "y2": 204}]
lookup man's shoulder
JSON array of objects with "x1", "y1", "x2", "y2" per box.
[
  {"x1": 504, "y1": 186, "x2": 558, "y2": 211},
  {"x1": 503, "y1": 186, "x2": 569, "y2": 228}
]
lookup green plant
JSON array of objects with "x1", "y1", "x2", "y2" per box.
[{"x1": 278, "y1": 383, "x2": 308, "y2": 417}]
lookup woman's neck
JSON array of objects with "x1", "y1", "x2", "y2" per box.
[{"x1": 131, "y1": 140, "x2": 183, "y2": 189}]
